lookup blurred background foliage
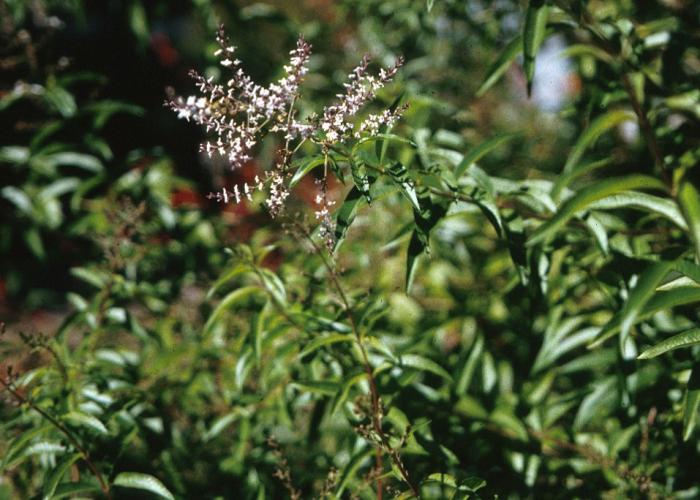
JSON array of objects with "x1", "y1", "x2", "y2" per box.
[{"x1": 1, "y1": 0, "x2": 700, "y2": 498}]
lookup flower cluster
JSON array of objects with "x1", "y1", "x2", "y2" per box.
[
  {"x1": 168, "y1": 26, "x2": 404, "y2": 228},
  {"x1": 167, "y1": 26, "x2": 311, "y2": 169},
  {"x1": 318, "y1": 54, "x2": 404, "y2": 148}
]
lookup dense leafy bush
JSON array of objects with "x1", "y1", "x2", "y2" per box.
[{"x1": 2, "y1": 0, "x2": 700, "y2": 498}]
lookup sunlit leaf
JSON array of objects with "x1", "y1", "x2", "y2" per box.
[
  {"x1": 523, "y1": 0, "x2": 549, "y2": 96},
  {"x1": 476, "y1": 35, "x2": 522, "y2": 97},
  {"x1": 113, "y1": 472, "x2": 174, "y2": 500},
  {"x1": 638, "y1": 328, "x2": 700, "y2": 359},
  {"x1": 528, "y1": 175, "x2": 666, "y2": 246}
]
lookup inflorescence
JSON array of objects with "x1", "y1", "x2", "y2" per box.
[{"x1": 166, "y1": 25, "x2": 404, "y2": 240}]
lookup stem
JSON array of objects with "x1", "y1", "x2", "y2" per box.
[
  {"x1": 567, "y1": 5, "x2": 671, "y2": 189},
  {"x1": 0, "y1": 376, "x2": 112, "y2": 499},
  {"x1": 293, "y1": 222, "x2": 420, "y2": 498}
]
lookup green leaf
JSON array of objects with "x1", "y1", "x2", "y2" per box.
[
  {"x1": 397, "y1": 354, "x2": 452, "y2": 381},
  {"x1": 1, "y1": 186, "x2": 32, "y2": 215},
  {"x1": 292, "y1": 380, "x2": 339, "y2": 395},
  {"x1": 336, "y1": 448, "x2": 373, "y2": 496},
  {"x1": 552, "y1": 110, "x2": 635, "y2": 199},
  {"x1": 528, "y1": 175, "x2": 666, "y2": 246},
  {"x1": 63, "y1": 412, "x2": 109, "y2": 435},
  {"x1": 204, "y1": 286, "x2": 262, "y2": 336},
  {"x1": 476, "y1": 35, "x2": 522, "y2": 97},
  {"x1": 36, "y1": 152, "x2": 104, "y2": 173},
  {"x1": 44, "y1": 84, "x2": 76, "y2": 117},
  {"x1": 203, "y1": 412, "x2": 239, "y2": 442},
  {"x1": 560, "y1": 43, "x2": 614, "y2": 63},
  {"x1": 205, "y1": 262, "x2": 251, "y2": 300},
  {"x1": 423, "y1": 473, "x2": 457, "y2": 488},
  {"x1": 589, "y1": 191, "x2": 687, "y2": 229},
  {"x1": 589, "y1": 287, "x2": 700, "y2": 348},
  {"x1": 113, "y1": 472, "x2": 174, "y2": 500},
  {"x1": 615, "y1": 260, "x2": 677, "y2": 345},
  {"x1": 333, "y1": 186, "x2": 365, "y2": 253},
  {"x1": 678, "y1": 179, "x2": 700, "y2": 261},
  {"x1": 405, "y1": 230, "x2": 423, "y2": 293},
  {"x1": 574, "y1": 377, "x2": 618, "y2": 430},
  {"x1": 455, "y1": 132, "x2": 520, "y2": 178},
  {"x1": 38, "y1": 178, "x2": 81, "y2": 201},
  {"x1": 42, "y1": 453, "x2": 81, "y2": 500},
  {"x1": 25, "y1": 228, "x2": 46, "y2": 260},
  {"x1": 70, "y1": 267, "x2": 106, "y2": 288},
  {"x1": 523, "y1": 0, "x2": 549, "y2": 96},
  {"x1": 290, "y1": 155, "x2": 325, "y2": 187},
  {"x1": 297, "y1": 333, "x2": 355, "y2": 359},
  {"x1": 638, "y1": 328, "x2": 700, "y2": 359},
  {"x1": 388, "y1": 162, "x2": 420, "y2": 211},
  {"x1": 683, "y1": 362, "x2": 700, "y2": 441},
  {"x1": 52, "y1": 481, "x2": 101, "y2": 499},
  {"x1": 456, "y1": 335, "x2": 484, "y2": 394},
  {"x1": 0, "y1": 146, "x2": 30, "y2": 164}
]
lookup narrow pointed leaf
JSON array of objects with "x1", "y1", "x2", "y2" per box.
[
  {"x1": 204, "y1": 286, "x2": 262, "y2": 336},
  {"x1": 638, "y1": 328, "x2": 700, "y2": 359},
  {"x1": 290, "y1": 156, "x2": 325, "y2": 187},
  {"x1": 397, "y1": 354, "x2": 452, "y2": 381},
  {"x1": 523, "y1": 0, "x2": 549, "y2": 96},
  {"x1": 616, "y1": 260, "x2": 677, "y2": 344},
  {"x1": 589, "y1": 287, "x2": 700, "y2": 348},
  {"x1": 333, "y1": 186, "x2": 365, "y2": 252},
  {"x1": 405, "y1": 230, "x2": 423, "y2": 293},
  {"x1": 552, "y1": 110, "x2": 635, "y2": 199},
  {"x1": 476, "y1": 35, "x2": 522, "y2": 97},
  {"x1": 297, "y1": 333, "x2": 355, "y2": 359},
  {"x1": 683, "y1": 363, "x2": 700, "y2": 441},
  {"x1": 63, "y1": 412, "x2": 109, "y2": 435},
  {"x1": 42, "y1": 453, "x2": 81, "y2": 500},
  {"x1": 528, "y1": 175, "x2": 666, "y2": 246},
  {"x1": 678, "y1": 179, "x2": 700, "y2": 261},
  {"x1": 455, "y1": 132, "x2": 520, "y2": 178},
  {"x1": 589, "y1": 191, "x2": 687, "y2": 229},
  {"x1": 113, "y1": 472, "x2": 174, "y2": 500}
]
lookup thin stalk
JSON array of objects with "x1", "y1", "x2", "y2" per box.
[
  {"x1": 293, "y1": 222, "x2": 420, "y2": 498},
  {"x1": 0, "y1": 376, "x2": 112, "y2": 499}
]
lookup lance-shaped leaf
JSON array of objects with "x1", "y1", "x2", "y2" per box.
[
  {"x1": 297, "y1": 333, "x2": 355, "y2": 359},
  {"x1": 405, "y1": 194, "x2": 448, "y2": 292},
  {"x1": 552, "y1": 110, "x2": 635, "y2": 200},
  {"x1": 528, "y1": 174, "x2": 666, "y2": 246},
  {"x1": 589, "y1": 191, "x2": 687, "y2": 229},
  {"x1": 396, "y1": 353, "x2": 453, "y2": 381},
  {"x1": 333, "y1": 186, "x2": 365, "y2": 253},
  {"x1": 678, "y1": 179, "x2": 700, "y2": 261},
  {"x1": 290, "y1": 155, "x2": 325, "y2": 187},
  {"x1": 684, "y1": 362, "x2": 700, "y2": 441},
  {"x1": 523, "y1": 0, "x2": 549, "y2": 96},
  {"x1": 406, "y1": 230, "x2": 423, "y2": 293},
  {"x1": 113, "y1": 473, "x2": 174, "y2": 500},
  {"x1": 455, "y1": 132, "x2": 521, "y2": 178},
  {"x1": 638, "y1": 328, "x2": 700, "y2": 360},
  {"x1": 476, "y1": 35, "x2": 522, "y2": 97},
  {"x1": 615, "y1": 260, "x2": 677, "y2": 346},
  {"x1": 42, "y1": 453, "x2": 81, "y2": 500},
  {"x1": 204, "y1": 286, "x2": 262, "y2": 336},
  {"x1": 589, "y1": 287, "x2": 700, "y2": 348},
  {"x1": 388, "y1": 161, "x2": 420, "y2": 211}
]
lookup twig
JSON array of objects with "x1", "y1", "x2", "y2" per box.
[
  {"x1": 0, "y1": 374, "x2": 112, "y2": 499},
  {"x1": 293, "y1": 221, "x2": 420, "y2": 498}
]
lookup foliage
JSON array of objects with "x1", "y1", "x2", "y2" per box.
[{"x1": 2, "y1": 0, "x2": 700, "y2": 499}]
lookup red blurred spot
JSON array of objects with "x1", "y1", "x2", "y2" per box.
[
  {"x1": 171, "y1": 188, "x2": 203, "y2": 208},
  {"x1": 151, "y1": 32, "x2": 179, "y2": 67}
]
